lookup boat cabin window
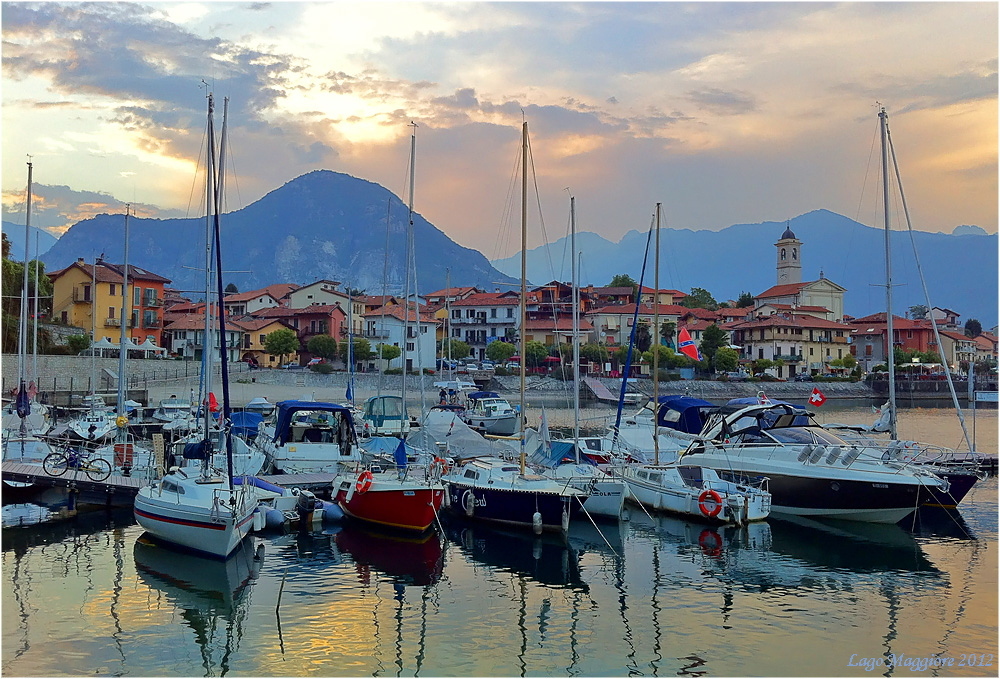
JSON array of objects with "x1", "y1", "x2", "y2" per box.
[
  {"x1": 161, "y1": 479, "x2": 184, "y2": 494},
  {"x1": 765, "y1": 426, "x2": 847, "y2": 446},
  {"x1": 677, "y1": 466, "x2": 703, "y2": 488},
  {"x1": 648, "y1": 473, "x2": 662, "y2": 484},
  {"x1": 463, "y1": 469, "x2": 479, "y2": 480},
  {"x1": 501, "y1": 466, "x2": 519, "y2": 473}
]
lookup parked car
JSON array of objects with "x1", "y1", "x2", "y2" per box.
[
  {"x1": 724, "y1": 372, "x2": 749, "y2": 381},
  {"x1": 793, "y1": 373, "x2": 813, "y2": 382},
  {"x1": 282, "y1": 362, "x2": 303, "y2": 369},
  {"x1": 307, "y1": 357, "x2": 325, "y2": 367}
]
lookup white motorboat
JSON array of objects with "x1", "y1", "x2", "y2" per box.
[
  {"x1": 617, "y1": 463, "x2": 771, "y2": 525},
  {"x1": 459, "y1": 391, "x2": 520, "y2": 436},
  {"x1": 253, "y1": 399, "x2": 362, "y2": 473},
  {"x1": 678, "y1": 402, "x2": 949, "y2": 523}
]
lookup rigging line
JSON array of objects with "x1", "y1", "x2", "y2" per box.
[
  {"x1": 886, "y1": 125, "x2": 972, "y2": 451},
  {"x1": 491, "y1": 138, "x2": 522, "y2": 262},
  {"x1": 526, "y1": 131, "x2": 556, "y2": 279},
  {"x1": 185, "y1": 119, "x2": 210, "y2": 219},
  {"x1": 843, "y1": 115, "x2": 883, "y2": 286}
]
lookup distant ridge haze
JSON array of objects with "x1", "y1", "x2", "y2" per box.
[{"x1": 27, "y1": 172, "x2": 999, "y2": 326}]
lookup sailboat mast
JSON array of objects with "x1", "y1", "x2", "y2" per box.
[
  {"x1": 214, "y1": 95, "x2": 236, "y2": 485},
  {"x1": 202, "y1": 93, "x2": 217, "y2": 436},
  {"x1": 117, "y1": 204, "x2": 131, "y2": 423},
  {"x1": 32, "y1": 231, "x2": 39, "y2": 388},
  {"x1": 879, "y1": 106, "x2": 898, "y2": 439},
  {"x1": 519, "y1": 121, "x2": 528, "y2": 476},
  {"x1": 18, "y1": 162, "x2": 32, "y2": 392},
  {"x1": 90, "y1": 255, "x2": 98, "y2": 398},
  {"x1": 400, "y1": 123, "x2": 416, "y2": 432},
  {"x1": 653, "y1": 203, "x2": 661, "y2": 465},
  {"x1": 570, "y1": 195, "x2": 580, "y2": 454}
]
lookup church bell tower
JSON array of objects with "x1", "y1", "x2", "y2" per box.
[{"x1": 775, "y1": 222, "x2": 802, "y2": 284}]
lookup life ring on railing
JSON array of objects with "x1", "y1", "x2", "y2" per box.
[
  {"x1": 698, "y1": 489, "x2": 723, "y2": 518},
  {"x1": 430, "y1": 457, "x2": 450, "y2": 477},
  {"x1": 698, "y1": 529, "x2": 723, "y2": 557},
  {"x1": 355, "y1": 470, "x2": 373, "y2": 494}
]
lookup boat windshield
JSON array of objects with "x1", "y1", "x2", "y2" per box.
[{"x1": 764, "y1": 426, "x2": 849, "y2": 446}]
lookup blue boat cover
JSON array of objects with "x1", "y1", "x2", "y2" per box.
[
  {"x1": 271, "y1": 400, "x2": 354, "y2": 445},
  {"x1": 467, "y1": 391, "x2": 500, "y2": 400},
  {"x1": 231, "y1": 411, "x2": 264, "y2": 439},
  {"x1": 655, "y1": 395, "x2": 716, "y2": 433}
]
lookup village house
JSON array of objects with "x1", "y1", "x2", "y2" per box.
[{"x1": 48, "y1": 257, "x2": 171, "y2": 348}]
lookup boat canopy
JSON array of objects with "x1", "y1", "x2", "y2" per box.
[
  {"x1": 654, "y1": 395, "x2": 715, "y2": 433},
  {"x1": 230, "y1": 411, "x2": 263, "y2": 439},
  {"x1": 467, "y1": 391, "x2": 500, "y2": 401},
  {"x1": 271, "y1": 400, "x2": 355, "y2": 445}
]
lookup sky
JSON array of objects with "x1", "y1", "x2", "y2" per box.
[{"x1": 2, "y1": 1, "x2": 997, "y2": 261}]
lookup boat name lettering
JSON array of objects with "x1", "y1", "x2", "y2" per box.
[{"x1": 871, "y1": 483, "x2": 888, "y2": 489}]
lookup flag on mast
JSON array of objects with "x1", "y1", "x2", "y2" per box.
[
  {"x1": 677, "y1": 327, "x2": 702, "y2": 362},
  {"x1": 809, "y1": 387, "x2": 827, "y2": 407}
]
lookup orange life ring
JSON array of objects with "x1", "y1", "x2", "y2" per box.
[
  {"x1": 430, "y1": 457, "x2": 450, "y2": 476},
  {"x1": 698, "y1": 489, "x2": 723, "y2": 518},
  {"x1": 355, "y1": 470, "x2": 373, "y2": 494}
]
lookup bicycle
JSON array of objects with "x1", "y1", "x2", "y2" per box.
[{"x1": 42, "y1": 448, "x2": 112, "y2": 482}]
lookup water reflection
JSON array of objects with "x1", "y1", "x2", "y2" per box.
[
  {"x1": 334, "y1": 524, "x2": 444, "y2": 587},
  {"x1": 444, "y1": 519, "x2": 588, "y2": 590},
  {"x1": 133, "y1": 538, "x2": 263, "y2": 676}
]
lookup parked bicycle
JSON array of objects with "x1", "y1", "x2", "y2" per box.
[{"x1": 42, "y1": 448, "x2": 112, "y2": 482}]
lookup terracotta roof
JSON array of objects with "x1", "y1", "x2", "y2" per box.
[
  {"x1": 225, "y1": 284, "x2": 298, "y2": 303},
  {"x1": 451, "y1": 293, "x2": 520, "y2": 307},
  {"x1": 251, "y1": 307, "x2": 294, "y2": 319},
  {"x1": 734, "y1": 314, "x2": 853, "y2": 331},
  {"x1": 755, "y1": 282, "x2": 809, "y2": 298},
  {"x1": 362, "y1": 306, "x2": 439, "y2": 324},
  {"x1": 228, "y1": 317, "x2": 295, "y2": 332},
  {"x1": 758, "y1": 303, "x2": 831, "y2": 314},
  {"x1": 588, "y1": 303, "x2": 687, "y2": 316},
  {"x1": 424, "y1": 286, "x2": 480, "y2": 298},
  {"x1": 289, "y1": 304, "x2": 345, "y2": 316},
  {"x1": 680, "y1": 307, "x2": 720, "y2": 320},
  {"x1": 48, "y1": 260, "x2": 171, "y2": 284}
]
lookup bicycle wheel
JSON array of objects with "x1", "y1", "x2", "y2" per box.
[
  {"x1": 42, "y1": 453, "x2": 69, "y2": 477},
  {"x1": 85, "y1": 458, "x2": 112, "y2": 482}
]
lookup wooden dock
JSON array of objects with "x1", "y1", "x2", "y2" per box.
[{"x1": 2, "y1": 461, "x2": 340, "y2": 508}]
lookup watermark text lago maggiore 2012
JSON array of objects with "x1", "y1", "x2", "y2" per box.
[{"x1": 848, "y1": 654, "x2": 993, "y2": 672}]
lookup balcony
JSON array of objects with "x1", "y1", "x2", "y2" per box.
[
  {"x1": 774, "y1": 354, "x2": 803, "y2": 362},
  {"x1": 143, "y1": 318, "x2": 162, "y2": 328},
  {"x1": 105, "y1": 318, "x2": 120, "y2": 327},
  {"x1": 72, "y1": 289, "x2": 93, "y2": 303},
  {"x1": 143, "y1": 297, "x2": 162, "y2": 308}
]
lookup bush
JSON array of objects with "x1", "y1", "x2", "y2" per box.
[
  {"x1": 384, "y1": 368, "x2": 403, "y2": 375},
  {"x1": 494, "y1": 367, "x2": 511, "y2": 377},
  {"x1": 48, "y1": 345, "x2": 74, "y2": 355},
  {"x1": 310, "y1": 363, "x2": 334, "y2": 374}
]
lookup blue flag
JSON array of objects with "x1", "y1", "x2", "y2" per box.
[
  {"x1": 346, "y1": 382, "x2": 353, "y2": 402},
  {"x1": 15, "y1": 382, "x2": 30, "y2": 419},
  {"x1": 393, "y1": 438, "x2": 408, "y2": 469}
]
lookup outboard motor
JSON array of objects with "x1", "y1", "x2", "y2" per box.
[{"x1": 295, "y1": 489, "x2": 319, "y2": 527}]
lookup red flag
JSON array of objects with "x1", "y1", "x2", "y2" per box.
[
  {"x1": 809, "y1": 387, "x2": 827, "y2": 407},
  {"x1": 206, "y1": 392, "x2": 219, "y2": 412},
  {"x1": 677, "y1": 327, "x2": 702, "y2": 362}
]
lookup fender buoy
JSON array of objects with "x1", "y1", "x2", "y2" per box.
[
  {"x1": 698, "y1": 489, "x2": 723, "y2": 518},
  {"x1": 462, "y1": 490, "x2": 475, "y2": 517},
  {"x1": 115, "y1": 415, "x2": 129, "y2": 428},
  {"x1": 698, "y1": 529, "x2": 723, "y2": 557},
  {"x1": 355, "y1": 470, "x2": 373, "y2": 494}
]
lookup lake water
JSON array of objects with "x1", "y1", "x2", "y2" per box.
[{"x1": 2, "y1": 405, "x2": 996, "y2": 677}]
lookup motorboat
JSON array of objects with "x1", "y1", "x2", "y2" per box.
[
  {"x1": 67, "y1": 401, "x2": 117, "y2": 441},
  {"x1": 252, "y1": 400, "x2": 362, "y2": 474},
  {"x1": 678, "y1": 402, "x2": 949, "y2": 523},
  {"x1": 153, "y1": 396, "x2": 197, "y2": 433},
  {"x1": 604, "y1": 395, "x2": 715, "y2": 462},
  {"x1": 617, "y1": 463, "x2": 771, "y2": 525},
  {"x1": 459, "y1": 391, "x2": 520, "y2": 436},
  {"x1": 440, "y1": 456, "x2": 589, "y2": 533}
]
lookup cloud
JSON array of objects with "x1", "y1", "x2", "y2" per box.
[{"x1": 685, "y1": 88, "x2": 757, "y2": 116}]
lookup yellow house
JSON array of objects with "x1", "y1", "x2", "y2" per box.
[
  {"x1": 48, "y1": 257, "x2": 171, "y2": 346},
  {"x1": 229, "y1": 317, "x2": 300, "y2": 367}
]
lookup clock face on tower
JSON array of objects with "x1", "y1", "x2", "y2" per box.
[{"x1": 779, "y1": 272, "x2": 788, "y2": 282}]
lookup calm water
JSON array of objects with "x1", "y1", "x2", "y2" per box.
[{"x1": 2, "y1": 406, "x2": 997, "y2": 677}]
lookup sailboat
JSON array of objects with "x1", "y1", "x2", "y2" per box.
[
  {"x1": 334, "y1": 122, "x2": 446, "y2": 533},
  {"x1": 134, "y1": 94, "x2": 259, "y2": 559},
  {"x1": 440, "y1": 121, "x2": 589, "y2": 534},
  {"x1": 2, "y1": 161, "x2": 51, "y2": 438}
]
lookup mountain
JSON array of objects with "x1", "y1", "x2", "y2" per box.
[
  {"x1": 2, "y1": 221, "x2": 58, "y2": 260},
  {"x1": 39, "y1": 170, "x2": 518, "y2": 298},
  {"x1": 491, "y1": 209, "x2": 998, "y2": 326}
]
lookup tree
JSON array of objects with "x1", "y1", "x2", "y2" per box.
[
  {"x1": 735, "y1": 291, "x2": 755, "y2": 308},
  {"x1": 660, "y1": 320, "x2": 676, "y2": 348},
  {"x1": 682, "y1": 287, "x2": 719, "y2": 311},
  {"x1": 485, "y1": 340, "x2": 517, "y2": 363},
  {"x1": 523, "y1": 340, "x2": 549, "y2": 367},
  {"x1": 964, "y1": 318, "x2": 982, "y2": 338},
  {"x1": 340, "y1": 337, "x2": 372, "y2": 363},
  {"x1": 264, "y1": 328, "x2": 300, "y2": 365},
  {"x1": 635, "y1": 321, "x2": 652, "y2": 353},
  {"x1": 608, "y1": 274, "x2": 638, "y2": 300},
  {"x1": 439, "y1": 338, "x2": 471, "y2": 361},
  {"x1": 225, "y1": 283, "x2": 239, "y2": 294},
  {"x1": 908, "y1": 304, "x2": 929, "y2": 320},
  {"x1": 378, "y1": 343, "x2": 401, "y2": 367},
  {"x1": 345, "y1": 287, "x2": 366, "y2": 297},
  {"x1": 698, "y1": 324, "x2": 729, "y2": 369},
  {"x1": 306, "y1": 334, "x2": 338, "y2": 361},
  {"x1": 714, "y1": 347, "x2": 739, "y2": 373},
  {"x1": 67, "y1": 334, "x2": 91, "y2": 354},
  {"x1": 579, "y1": 342, "x2": 609, "y2": 366}
]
